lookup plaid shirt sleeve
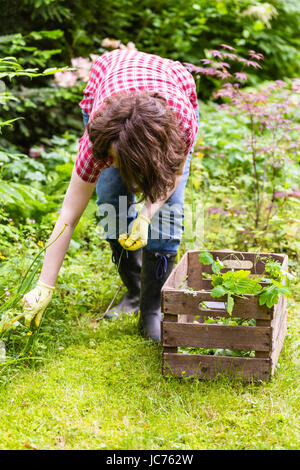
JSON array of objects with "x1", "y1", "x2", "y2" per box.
[
  {"x1": 79, "y1": 53, "x2": 109, "y2": 115},
  {"x1": 171, "y1": 61, "x2": 199, "y2": 156},
  {"x1": 75, "y1": 54, "x2": 113, "y2": 182},
  {"x1": 75, "y1": 130, "x2": 113, "y2": 183}
]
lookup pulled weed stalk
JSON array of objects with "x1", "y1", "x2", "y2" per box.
[{"x1": 0, "y1": 223, "x2": 69, "y2": 347}]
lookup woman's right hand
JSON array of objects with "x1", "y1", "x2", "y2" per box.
[{"x1": 20, "y1": 281, "x2": 54, "y2": 328}]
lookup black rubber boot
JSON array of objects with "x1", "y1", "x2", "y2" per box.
[
  {"x1": 104, "y1": 240, "x2": 142, "y2": 320},
  {"x1": 139, "y1": 249, "x2": 176, "y2": 342}
]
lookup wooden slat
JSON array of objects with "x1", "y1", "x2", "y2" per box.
[
  {"x1": 271, "y1": 295, "x2": 285, "y2": 339},
  {"x1": 180, "y1": 280, "x2": 188, "y2": 290},
  {"x1": 162, "y1": 289, "x2": 273, "y2": 320},
  {"x1": 162, "y1": 252, "x2": 188, "y2": 290},
  {"x1": 163, "y1": 353, "x2": 271, "y2": 381},
  {"x1": 162, "y1": 322, "x2": 271, "y2": 351},
  {"x1": 272, "y1": 298, "x2": 287, "y2": 347},
  {"x1": 255, "y1": 292, "x2": 285, "y2": 358},
  {"x1": 271, "y1": 310, "x2": 287, "y2": 375},
  {"x1": 269, "y1": 254, "x2": 288, "y2": 371},
  {"x1": 255, "y1": 319, "x2": 271, "y2": 358},
  {"x1": 187, "y1": 251, "x2": 203, "y2": 290},
  {"x1": 275, "y1": 296, "x2": 287, "y2": 339},
  {"x1": 271, "y1": 255, "x2": 288, "y2": 342},
  {"x1": 281, "y1": 254, "x2": 289, "y2": 272},
  {"x1": 271, "y1": 298, "x2": 288, "y2": 375},
  {"x1": 162, "y1": 314, "x2": 178, "y2": 354}
]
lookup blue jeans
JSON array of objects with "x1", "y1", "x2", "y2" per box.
[{"x1": 82, "y1": 106, "x2": 199, "y2": 254}]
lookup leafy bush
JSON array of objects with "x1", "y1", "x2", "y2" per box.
[
  {"x1": 3, "y1": 0, "x2": 300, "y2": 86},
  {"x1": 0, "y1": 55, "x2": 75, "y2": 235},
  {"x1": 1, "y1": 0, "x2": 300, "y2": 148},
  {"x1": 0, "y1": 32, "x2": 84, "y2": 150}
]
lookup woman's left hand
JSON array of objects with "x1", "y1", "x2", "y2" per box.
[
  {"x1": 20, "y1": 281, "x2": 54, "y2": 328},
  {"x1": 118, "y1": 214, "x2": 150, "y2": 251}
]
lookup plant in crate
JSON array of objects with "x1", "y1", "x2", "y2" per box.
[{"x1": 198, "y1": 251, "x2": 293, "y2": 315}]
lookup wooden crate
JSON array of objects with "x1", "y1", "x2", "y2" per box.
[{"x1": 161, "y1": 250, "x2": 288, "y2": 382}]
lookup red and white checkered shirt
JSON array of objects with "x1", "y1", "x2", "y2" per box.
[{"x1": 76, "y1": 49, "x2": 198, "y2": 182}]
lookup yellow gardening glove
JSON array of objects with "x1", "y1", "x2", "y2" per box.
[
  {"x1": 118, "y1": 214, "x2": 150, "y2": 251},
  {"x1": 20, "y1": 280, "x2": 54, "y2": 328}
]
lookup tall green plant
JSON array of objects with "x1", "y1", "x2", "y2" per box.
[
  {"x1": 0, "y1": 223, "x2": 68, "y2": 336},
  {"x1": 198, "y1": 251, "x2": 294, "y2": 315},
  {"x1": 187, "y1": 45, "x2": 300, "y2": 250}
]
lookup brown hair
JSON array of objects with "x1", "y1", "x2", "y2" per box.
[{"x1": 87, "y1": 92, "x2": 186, "y2": 203}]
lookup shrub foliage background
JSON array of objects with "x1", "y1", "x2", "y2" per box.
[{"x1": 1, "y1": 0, "x2": 300, "y2": 149}]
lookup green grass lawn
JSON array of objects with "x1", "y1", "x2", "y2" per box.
[
  {"x1": 0, "y1": 287, "x2": 299, "y2": 450},
  {"x1": 0, "y1": 116, "x2": 299, "y2": 450}
]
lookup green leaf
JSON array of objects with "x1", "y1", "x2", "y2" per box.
[
  {"x1": 211, "y1": 285, "x2": 227, "y2": 297},
  {"x1": 222, "y1": 270, "x2": 251, "y2": 280},
  {"x1": 227, "y1": 294, "x2": 234, "y2": 315},
  {"x1": 28, "y1": 30, "x2": 64, "y2": 41},
  {"x1": 259, "y1": 286, "x2": 280, "y2": 308},
  {"x1": 199, "y1": 251, "x2": 214, "y2": 265},
  {"x1": 0, "y1": 117, "x2": 22, "y2": 131},
  {"x1": 212, "y1": 260, "x2": 224, "y2": 274},
  {"x1": 259, "y1": 290, "x2": 268, "y2": 306},
  {"x1": 211, "y1": 274, "x2": 223, "y2": 286}
]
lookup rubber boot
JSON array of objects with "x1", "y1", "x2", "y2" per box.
[
  {"x1": 104, "y1": 240, "x2": 142, "y2": 320},
  {"x1": 139, "y1": 249, "x2": 176, "y2": 342}
]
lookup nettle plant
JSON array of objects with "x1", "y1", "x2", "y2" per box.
[
  {"x1": 199, "y1": 251, "x2": 293, "y2": 315},
  {"x1": 185, "y1": 45, "x2": 300, "y2": 244}
]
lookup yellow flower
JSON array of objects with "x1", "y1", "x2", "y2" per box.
[{"x1": 37, "y1": 241, "x2": 44, "y2": 248}]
